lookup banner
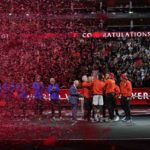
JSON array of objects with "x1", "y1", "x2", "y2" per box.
[
  {"x1": 82, "y1": 32, "x2": 150, "y2": 38},
  {"x1": 1, "y1": 31, "x2": 150, "y2": 40},
  {"x1": 20, "y1": 31, "x2": 150, "y2": 39},
  {"x1": 0, "y1": 88, "x2": 149, "y2": 106},
  {"x1": 58, "y1": 88, "x2": 150, "y2": 105}
]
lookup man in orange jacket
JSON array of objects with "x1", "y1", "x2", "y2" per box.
[
  {"x1": 114, "y1": 83, "x2": 120, "y2": 121},
  {"x1": 92, "y1": 73, "x2": 105, "y2": 122},
  {"x1": 82, "y1": 75, "x2": 92, "y2": 121},
  {"x1": 120, "y1": 73, "x2": 132, "y2": 122},
  {"x1": 105, "y1": 73, "x2": 116, "y2": 121}
]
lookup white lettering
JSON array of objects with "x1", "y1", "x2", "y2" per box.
[
  {"x1": 143, "y1": 92, "x2": 149, "y2": 99},
  {"x1": 137, "y1": 93, "x2": 142, "y2": 99},
  {"x1": 132, "y1": 93, "x2": 137, "y2": 99}
]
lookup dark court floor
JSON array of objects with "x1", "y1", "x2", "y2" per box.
[{"x1": 0, "y1": 108, "x2": 150, "y2": 150}]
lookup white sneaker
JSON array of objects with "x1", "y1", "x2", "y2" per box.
[
  {"x1": 99, "y1": 117, "x2": 103, "y2": 123},
  {"x1": 94, "y1": 114, "x2": 99, "y2": 122},
  {"x1": 91, "y1": 118, "x2": 95, "y2": 123},
  {"x1": 114, "y1": 116, "x2": 120, "y2": 122},
  {"x1": 126, "y1": 119, "x2": 132, "y2": 123},
  {"x1": 52, "y1": 117, "x2": 56, "y2": 120},
  {"x1": 125, "y1": 118, "x2": 132, "y2": 123},
  {"x1": 103, "y1": 117, "x2": 109, "y2": 122},
  {"x1": 122, "y1": 117, "x2": 126, "y2": 121},
  {"x1": 108, "y1": 119, "x2": 114, "y2": 123},
  {"x1": 57, "y1": 117, "x2": 63, "y2": 120}
]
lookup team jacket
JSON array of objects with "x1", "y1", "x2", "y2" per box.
[
  {"x1": 32, "y1": 82, "x2": 44, "y2": 100},
  {"x1": 16, "y1": 83, "x2": 28, "y2": 99},
  {"x1": 82, "y1": 81, "x2": 91, "y2": 99},
  {"x1": 114, "y1": 84, "x2": 120, "y2": 99},
  {"x1": 92, "y1": 79, "x2": 105, "y2": 95},
  {"x1": 105, "y1": 79, "x2": 116, "y2": 94},
  {"x1": 47, "y1": 84, "x2": 60, "y2": 101},
  {"x1": 120, "y1": 80, "x2": 132, "y2": 97}
]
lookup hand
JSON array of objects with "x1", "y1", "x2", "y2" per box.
[
  {"x1": 79, "y1": 97, "x2": 84, "y2": 101},
  {"x1": 52, "y1": 87, "x2": 56, "y2": 90},
  {"x1": 127, "y1": 97, "x2": 132, "y2": 101},
  {"x1": 118, "y1": 95, "x2": 121, "y2": 99}
]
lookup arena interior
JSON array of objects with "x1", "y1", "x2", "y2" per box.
[{"x1": 0, "y1": 0, "x2": 149, "y2": 150}]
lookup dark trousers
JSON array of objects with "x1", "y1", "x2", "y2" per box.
[
  {"x1": 20, "y1": 99, "x2": 27, "y2": 117},
  {"x1": 120, "y1": 96, "x2": 131, "y2": 120},
  {"x1": 84, "y1": 98, "x2": 92, "y2": 121},
  {"x1": 71, "y1": 103, "x2": 78, "y2": 120},
  {"x1": 106, "y1": 93, "x2": 115, "y2": 120},
  {"x1": 51, "y1": 100, "x2": 61, "y2": 117},
  {"x1": 35, "y1": 99, "x2": 43, "y2": 116},
  {"x1": 114, "y1": 98, "x2": 119, "y2": 116},
  {"x1": 102, "y1": 95, "x2": 106, "y2": 118}
]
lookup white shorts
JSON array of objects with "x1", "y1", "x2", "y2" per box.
[{"x1": 92, "y1": 95, "x2": 104, "y2": 106}]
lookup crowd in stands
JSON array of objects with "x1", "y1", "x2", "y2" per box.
[
  {"x1": 0, "y1": 35, "x2": 149, "y2": 88},
  {"x1": 92, "y1": 38, "x2": 150, "y2": 87},
  {"x1": 0, "y1": 0, "x2": 149, "y2": 88}
]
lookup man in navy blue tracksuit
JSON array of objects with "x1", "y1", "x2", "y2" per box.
[
  {"x1": 48, "y1": 78, "x2": 61, "y2": 119},
  {"x1": 33, "y1": 75, "x2": 44, "y2": 118}
]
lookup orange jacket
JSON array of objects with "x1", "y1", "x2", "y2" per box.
[
  {"x1": 115, "y1": 85, "x2": 120, "y2": 95},
  {"x1": 114, "y1": 85, "x2": 120, "y2": 99},
  {"x1": 82, "y1": 82, "x2": 92, "y2": 98},
  {"x1": 120, "y1": 80, "x2": 132, "y2": 97},
  {"x1": 105, "y1": 79, "x2": 116, "y2": 94},
  {"x1": 92, "y1": 79, "x2": 105, "y2": 95}
]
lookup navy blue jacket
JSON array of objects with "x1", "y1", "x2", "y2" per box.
[
  {"x1": 47, "y1": 84, "x2": 60, "y2": 101},
  {"x1": 32, "y1": 82, "x2": 44, "y2": 100},
  {"x1": 69, "y1": 85, "x2": 80, "y2": 104}
]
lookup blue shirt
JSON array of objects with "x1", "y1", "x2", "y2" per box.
[
  {"x1": 16, "y1": 83, "x2": 28, "y2": 99},
  {"x1": 47, "y1": 84, "x2": 60, "y2": 101},
  {"x1": 33, "y1": 82, "x2": 44, "y2": 100},
  {"x1": 2, "y1": 82, "x2": 15, "y2": 94},
  {"x1": 1, "y1": 82, "x2": 16, "y2": 99}
]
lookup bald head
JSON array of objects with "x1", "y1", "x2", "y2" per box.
[
  {"x1": 74, "y1": 80, "x2": 79, "y2": 87},
  {"x1": 88, "y1": 76, "x2": 93, "y2": 82},
  {"x1": 36, "y1": 75, "x2": 41, "y2": 82},
  {"x1": 21, "y1": 77, "x2": 25, "y2": 83},
  {"x1": 82, "y1": 75, "x2": 88, "y2": 82},
  {"x1": 105, "y1": 73, "x2": 110, "y2": 79},
  {"x1": 50, "y1": 78, "x2": 56, "y2": 84}
]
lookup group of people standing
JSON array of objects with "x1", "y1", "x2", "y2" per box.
[
  {"x1": 0, "y1": 76, "x2": 61, "y2": 120},
  {"x1": 69, "y1": 72, "x2": 132, "y2": 123},
  {"x1": 0, "y1": 73, "x2": 132, "y2": 123}
]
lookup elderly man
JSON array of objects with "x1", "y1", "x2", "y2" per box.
[
  {"x1": 69, "y1": 80, "x2": 81, "y2": 121},
  {"x1": 48, "y1": 78, "x2": 61, "y2": 120}
]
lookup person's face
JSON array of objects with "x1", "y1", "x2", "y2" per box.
[
  {"x1": 120, "y1": 77, "x2": 124, "y2": 81},
  {"x1": 88, "y1": 76, "x2": 93, "y2": 82},
  {"x1": 82, "y1": 76, "x2": 88, "y2": 82},
  {"x1": 102, "y1": 74, "x2": 104, "y2": 79},
  {"x1": 75, "y1": 81, "x2": 79, "y2": 87},
  {"x1": 21, "y1": 78, "x2": 24, "y2": 83},
  {"x1": 105, "y1": 73, "x2": 109, "y2": 79},
  {"x1": 50, "y1": 78, "x2": 55, "y2": 84},
  {"x1": 36, "y1": 76, "x2": 40, "y2": 82}
]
